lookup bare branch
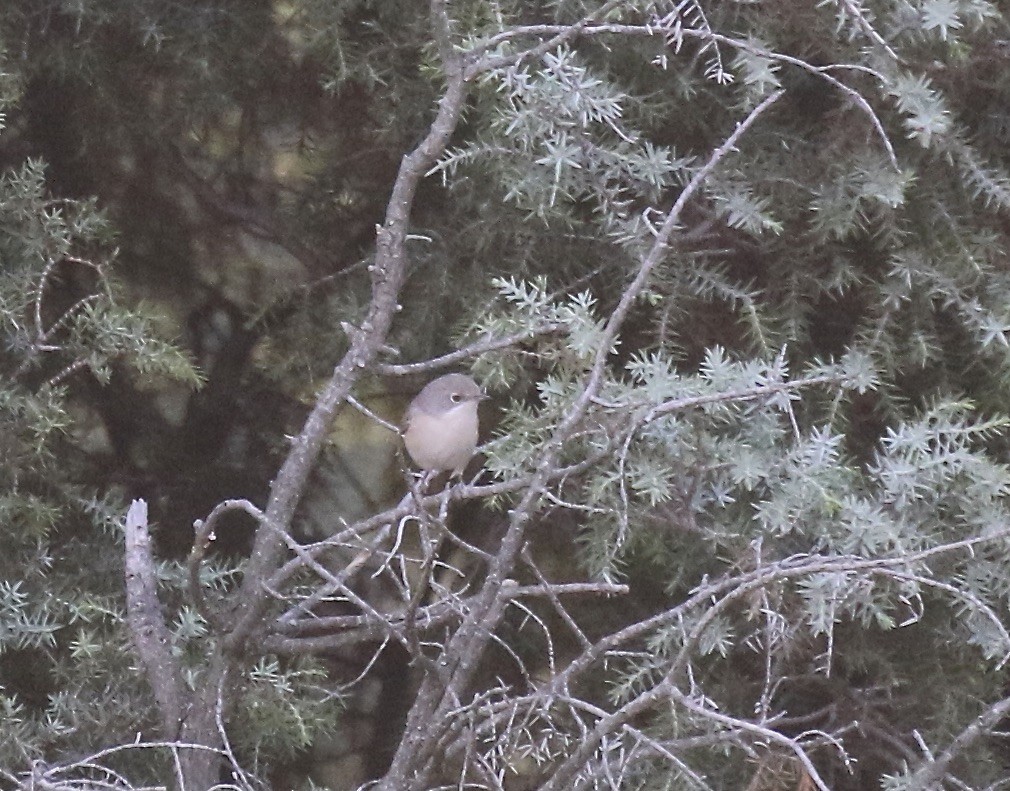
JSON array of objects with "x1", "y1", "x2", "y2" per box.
[
  {"x1": 668, "y1": 686, "x2": 833, "y2": 791},
  {"x1": 375, "y1": 324, "x2": 561, "y2": 377},
  {"x1": 219, "y1": 0, "x2": 470, "y2": 652},
  {"x1": 122, "y1": 499, "x2": 184, "y2": 739},
  {"x1": 906, "y1": 695, "x2": 1010, "y2": 791},
  {"x1": 263, "y1": 447, "x2": 614, "y2": 598},
  {"x1": 263, "y1": 578, "x2": 627, "y2": 655},
  {"x1": 345, "y1": 393, "x2": 401, "y2": 434},
  {"x1": 21, "y1": 739, "x2": 243, "y2": 791}
]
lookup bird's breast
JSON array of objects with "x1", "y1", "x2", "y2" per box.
[{"x1": 403, "y1": 403, "x2": 479, "y2": 473}]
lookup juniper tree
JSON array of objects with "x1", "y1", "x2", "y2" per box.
[
  {"x1": 4, "y1": 1, "x2": 1010, "y2": 790},
  {"x1": 0, "y1": 56, "x2": 203, "y2": 776}
]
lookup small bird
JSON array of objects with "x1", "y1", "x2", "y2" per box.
[{"x1": 402, "y1": 373, "x2": 484, "y2": 476}]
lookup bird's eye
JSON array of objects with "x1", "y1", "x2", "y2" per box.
[{"x1": 450, "y1": 392, "x2": 462, "y2": 403}]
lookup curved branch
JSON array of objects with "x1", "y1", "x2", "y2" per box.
[
  {"x1": 468, "y1": 21, "x2": 897, "y2": 170},
  {"x1": 187, "y1": 498, "x2": 264, "y2": 628}
]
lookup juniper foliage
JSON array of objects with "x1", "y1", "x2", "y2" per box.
[{"x1": 3, "y1": 1, "x2": 1010, "y2": 790}]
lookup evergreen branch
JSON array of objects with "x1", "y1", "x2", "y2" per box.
[
  {"x1": 464, "y1": 0, "x2": 632, "y2": 78},
  {"x1": 831, "y1": 0, "x2": 902, "y2": 62},
  {"x1": 16, "y1": 254, "x2": 105, "y2": 379},
  {"x1": 700, "y1": 31, "x2": 896, "y2": 170},
  {"x1": 588, "y1": 370, "x2": 850, "y2": 417},
  {"x1": 475, "y1": 22, "x2": 898, "y2": 170},
  {"x1": 655, "y1": 0, "x2": 728, "y2": 84},
  {"x1": 881, "y1": 569, "x2": 1010, "y2": 667},
  {"x1": 946, "y1": 135, "x2": 1010, "y2": 213},
  {"x1": 35, "y1": 255, "x2": 106, "y2": 327},
  {"x1": 45, "y1": 357, "x2": 90, "y2": 388}
]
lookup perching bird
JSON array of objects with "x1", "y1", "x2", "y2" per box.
[{"x1": 402, "y1": 373, "x2": 484, "y2": 476}]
